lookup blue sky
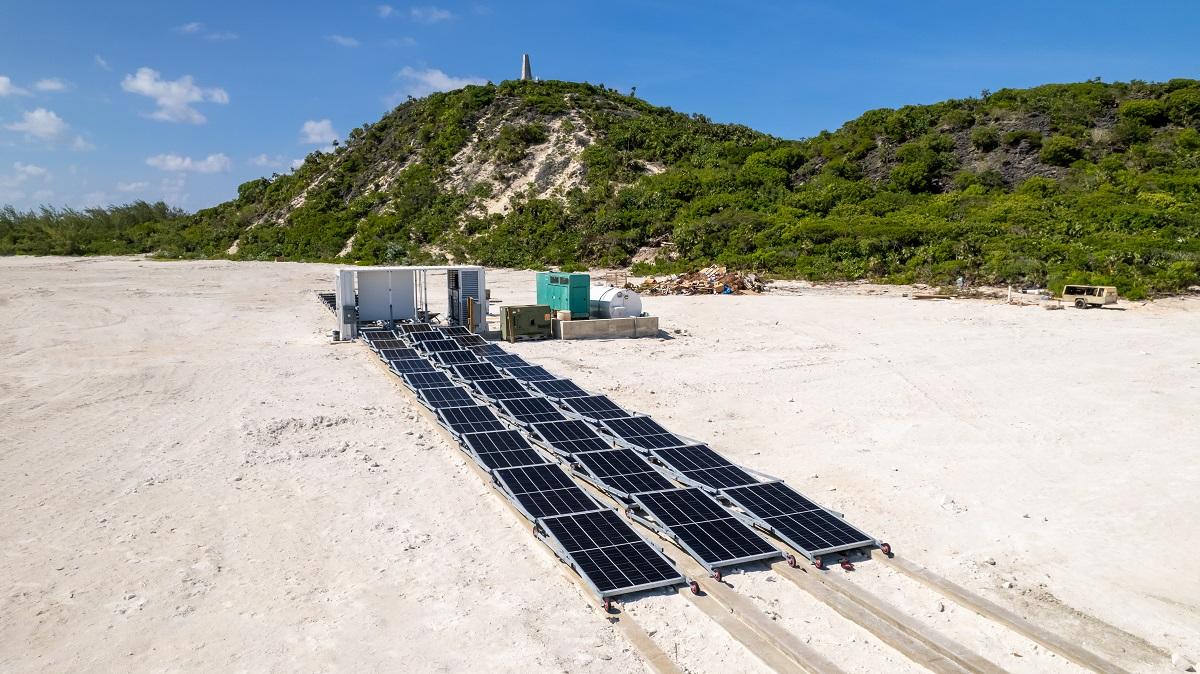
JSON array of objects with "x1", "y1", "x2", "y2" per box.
[{"x1": 2, "y1": 0, "x2": 1198, "y2": 211}]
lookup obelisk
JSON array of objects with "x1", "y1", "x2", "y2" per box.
[{"x1": 521, "y1": 54, "x2": 533, "y2": 81}]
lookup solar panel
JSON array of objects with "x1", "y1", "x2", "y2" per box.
[
  {"x1": 560, "y1": 395, "x2": 634, "y2": 421},
  {"x1": 529, "y1": 379, "x2": 590, "y2": 399},
  {"x1": 454, "y1": 334, "x2": 488, "y2": 347},
  {"x1": 472, "y1": 378, "x2": 533, "y2": 401},
  {"x1": 573, "y1": 449, "x2": 676, "y2": 496},
  {"x1": 419, "y1": 386, "x2": 476, "y2": 410},
  {"x1": 369, "y1": 338, "x2": 409, "y2": 351},
  {"x1": 506, "y1": 365, "x2": 558, "y2": 382},
  {"x1": 408, "y1": 331, "x2": 443, "y2": 342},
  {"x1": 493, "y1": 464, "x2": 601, "y2": 519},
  {"x1": 531, "y1": 420, "x2": 612, "y2": 455},
  {"x1": 402, "y1": 371, "x2": 454, "y2": 390},
  {"x1": 721, "y1": 482, "x2": 876, "y2": 556},
  {"x1": 398, "y1": 323, "x2": 434, "y2": 333},
  {"x1": 361, "y1": 330, "x2": 396, "y2": 342},
  {"x1": 453, "y1": 363, "x2": 506, "y2": 381},
  {"x1": 418, "y1": 339, "x2": 463, "y2": 353},
  {"x1": 602, "y1": 416, "x2": 691, "y2": 450},
  {"x1": 498, "y1": 397, "x2": 570, "y2": 425},
  {"x1": 461, "y1": 430, "x2": 546, "y2": 469},
  {"x1": 437, "y1": 405, "x2": 506, "y2": 435},
  {"x1": 389, "y1": 358, "x2": 438, "y2": 375},
  {"x1": 539, "y1": 510, "x2": 684, "y2": 596},
  {"x1": 437, "y1": 325, "x2": 472, "y2": 336},
  {"x1": 470, "y1": 344, "x2": 508, "y2": 357},
  {"x1": 486, "y1": 354, "x2": 530, "y2": 369},
  {"x1": 378, "y1": 347, "x2": 420, "y2": 361},
  {"x1": 652, "y1": 445, "x2": 759, "y2": 490},
  {"x1": 632, "y1": 488, "x2": 779, "y2": 568},
  {"x1": 431, "y1": 350, "x2": 480, "y2": 366}
]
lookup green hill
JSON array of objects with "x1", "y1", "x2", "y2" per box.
[{"x1": 4, "y1": 78, "x2": 1200, "y2": 297}]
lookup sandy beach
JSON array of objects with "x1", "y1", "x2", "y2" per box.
[{"x1": 1, "y1": 256, "x2": 1197, "y2": 673}]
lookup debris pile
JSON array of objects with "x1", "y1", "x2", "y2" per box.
[{"x1": 638, "y1": 266, "x2": 768, "y2": 296}]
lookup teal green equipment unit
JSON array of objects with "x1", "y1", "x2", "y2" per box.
[{"x1": 536, "y1": 271, "x2": 591, "y2": 318}]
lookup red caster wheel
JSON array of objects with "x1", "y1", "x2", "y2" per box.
[
  {"x1": 785, "y1": 554, "x2": 798, "y2": 568},
  {"x1": 711, "y1": 569, "x2": 722, "y2": 582},
  {"x1": 839, "y1": 558, "x2": 855, "y2": 571},
  {"x1": 813, "y1": 556, "x2": 825, "y2": 570},
  {"x1": 880, "y1": 542, "x2": 892, "y2": 556},
  {"x1": 689, "y1": 580, "x2": 701, "y2": 595},
  {"x1": 603, "y1": 598, "x2": 613, "y2": 613}
]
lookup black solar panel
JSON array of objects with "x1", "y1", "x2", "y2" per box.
[
  {"x1": 531, "y1": 420, "x2": 612, "y2": 455},
  {"x1": 437, "y1": 325, "x2": 471, "y2": 336},
  {"x1": 453, "y1": 363, "x2": 506, "y2": 381},
  {"x1": 454, "y1": 334, "x2": 488, "y2": 347},
  {"x1": 574, "y1": 449, "x2": 676, "y2": 496},
  {"x1": 408, "y1": 331, "x2": 443, "y2": 342},
  {"x1": 378, "y1": 347, "x2": 420, "y2": 361},
  {"x1": 470, "y1": 344, "x2": 508, "y2": 357},
  {"x1": 529, "y1": 379, "x2": 590, "y2": 399},
  {"x1": 633, "y1": 488, "x2": 778, "y2": 566},
  {"x1": 652, "y1": 445, "x2": 759, "y2": 490},
  {"x1": 602, "y1": 416, "x2": 690, "y2": 450},
  {"x1": 399, "y1": 323, "x2": 434, "y2": 333},
  {"x1": 389, "y1": 358, "x2": 437, "y2": 375},
  {"x1": 369, "y1": 338, "x2": 408, "y2": 351},
  {"x1": 361, "y1": 330, "x2": 396, "y2": 342},
  {"x1": 560, "y1": 395, "x2": 633, "y2": 421},
  {"x1": 431, "y1": 350, "x2": 480, "y2": 366},
  {"x1": 506, "y1": 365, "x2": 558, "y2": 382},
  {"x1": 722, "y1": 482, "x2": 876, "y2": 555},
  {"x1": 472, "y1": 378, "x2": 533, "y2": 401},
  {"x1": 437, "y1": 405, "x2": 506, "y2": 435},
  {"x1": 461, "y1": 430, "x2": 546, "y2": 469},
  {"x1": 418, "y1": 339, "x2": 463, "y2": 353},
  {"x1": 498, "y1": 397, "x2": 569, "y2": 425},
  {"x1": 486, "y1": 354, "x2": 530, "y2": 369},
  {"x1": 419, "y1": 386, "x2": 476, "y2": 410},
  {"x1": 540, "y1": 510, "x2": 682, "y2": 594},
  {"x1": 493, "y1": 464, "x2": 601, "y2": 519},
  {"x1": 402, "y1": 371, "x2": 454, "y2": 390}
]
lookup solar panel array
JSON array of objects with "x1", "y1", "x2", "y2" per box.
[{"x1": 328, "y1": 300, "x2": 879, "y2": 597}]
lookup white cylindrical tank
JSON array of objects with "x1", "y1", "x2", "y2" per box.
[{"x1": 590, "y1": 285, "x2": 643, "y2": 319}]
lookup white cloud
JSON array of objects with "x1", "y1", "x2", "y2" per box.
[
  {"x1": 0, "y1": 162, "x2": 51, "y2": 189},
  {"x1": 290, "y1": 158, "x2": 305, "y2": 170},
  {"x1": 121, "y1": 67, "x2": 229, "y2": 124},
  {"x1": 0, "y1": 75, "x2": 29, "y2": 97},
  {"x1": 300, "y1": 119, "x2": 338, "y2": 145},
  {"x1": 146, "y1": 153, "x2": 231, "y2": 173},
  {"x1": 205, "y1": 31, "x2": 238, "y2": 41},
  {"x1": 94, "y1": 55, "x2": 111, "y2": 71},
  {"x1": 249, "y1": 153, "x2": 288, "y2": 168},
  {"x1": 15, "y1": 162, "x2": 48, "y2": 179},
  {"x1": 159, "y1": 175, "x2": 188, "y2": 205},
  {"x1": 81, "y1": 191, "x2": 109, "y2": 207},
  {"x1": 175, "y1": 21, "x2": 204, "y2": 33},
  {"x1": 71, "y1": 136, "x2": 95, "y2": 151},
  {"x1": 34, "y1": 78, "x2": 70, "y2": 92},
  {"x1": 117, "y1": 181, "x2": 149, "y2": 192},
  {"x1": 175, "y1": 22, "x2": 238, "y2": 40},
  {"x1": 326, "y1": 34, "x2": 360, "y2": 47},
  {"x1": 410, "y1": 6, "x2": 453, "y2": 22},
  {"x1": 393, "y1": 66, "x2": 485, "y2": 99},
  {"x1": 32, "y1": 189, "x2": 54, "y2": 200},
  {"x1": 4, "y1": 108, "x2": 69, "y2": 141},
  {"x1": 377, "y1": 4, "x2": 395, "y2": 17}
]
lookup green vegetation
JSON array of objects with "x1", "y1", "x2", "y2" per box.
[{"x1": 3, "y1": 78, "x2": 1200, "y2": 297}]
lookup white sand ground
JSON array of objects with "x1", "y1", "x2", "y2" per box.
[{"x1": 1, "y1": 256, "x2": 1197, "y2": 673}]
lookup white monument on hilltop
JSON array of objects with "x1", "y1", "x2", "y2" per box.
[{"x1": 521, "y1": 53, "x2": 533, "y2": 81}]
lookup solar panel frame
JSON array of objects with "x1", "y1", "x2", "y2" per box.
[
  {"x1": 378, "y1": 347, "x2": 420, "y2": 361},
  {"x1": 398, "y1": 323, "x2": 434, "y2": 333},
  {"x1": 368, "y1": 338, "x2": 408, "y2": 351},
  {"x1": 629, "y1": 488, "x2": 779, "y2": 571},
  {"x1": 485, "y1": 354, "x2": 530, "y2": 369},
  {"x1": 437, "y1": 404, "x2": 506, "y2": 435},
  {"x1": 572, "y1": 448, "x2": 677, "y2": 500},
  {"x1": 402, "y1": 371, "x2": 454, "y2": 390},
  {"x1": 528, "y1": 379, "x2": 590, "y2": 399},
  {"x1": 471, "y1": 378, "x2": 534, "y2": 402},
  {"x1": 721, "y1": 482, "x2": 877, "y2": 558},
  {"x1": 470, "y1": 344, "x2": 508, "y2": 357},
  {"x1": 437, "y1": 325, "x2": 472, "y2": 336},
  {"x1": 418, "y1": 338, "x2": 464, "y2": 353},
  {"x1": 460, "y1": 430, "x2": 547, "y2": 470},
  {"x1": 650, "y1": 445, "x2": 760, "y2": 491},
  {"x1": 530, "y1": 420, "x2": 613, "y2": 456},
  {"x1": 559, "y1": 395, "x2": 635, "y2": 421},
  {"x1": 418, "y1": 386, "x2": 477, "y2": 410},
  {"x1": 506, "y1": 365, "x2": 558, "y2": 382},
  {"x1": 454, "y1": 334, "x2": 488, "y2": 347},
  {"x1": 498, "y1": 397, "x2": 570, "y2": 425},
  {"x1": 452, "y1": 362, "x2": 506, "y2": 381},
  {"x1": 492, "y1": 464, "x2": 602, "y2": 520},
  {"x1": 407, "y1": 331, "x2": 444, "y2": 342},
  {"x1": 388, "y1": 358, "x2": 438, "y2": 375},
  {"x1": 537, "y1": 510, "x2": 684, "y2": 598},
  {"x1": 431, "y1": 350, "x2": 481, "y2": 366},
  {"x1": 601, "y1": 416, "x2": 691, "y2": 450}
]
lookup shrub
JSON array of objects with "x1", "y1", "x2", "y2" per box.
[
  {"x1": 1002, "y1": 129, "x2": 1043, "y2": 150},
  {"x1": 1118, "y1": 99, "x2": 1169, "y2": 127},
  {"x1": 1040, "y1": 135, "x2": 1084, "y2": 166},
  {"x1": 971, "y1": 126, "x2": 1000, "y2": 151}
]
